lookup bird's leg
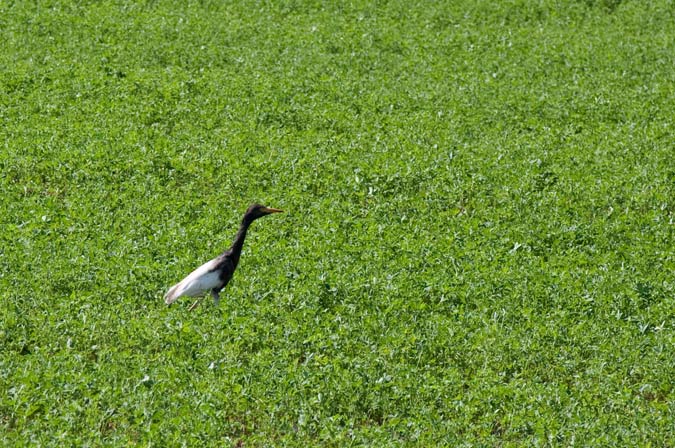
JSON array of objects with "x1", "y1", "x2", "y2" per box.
[
  {"x1": 211, "y1": 289, "x2": 220, "y2": 307},
  {"x1": 188, "y1": 297, "x2": 204, "y2": 312}
]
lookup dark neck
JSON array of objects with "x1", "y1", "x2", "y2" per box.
[{"x1": 228, "y1": 217, "x2": 253, "y2": 266}]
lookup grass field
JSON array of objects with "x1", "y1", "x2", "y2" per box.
[{"x1": 2, "y1": 0, "x2": 675, "y2": 445}]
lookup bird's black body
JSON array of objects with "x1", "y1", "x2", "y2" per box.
[
  {"x1": 164, "y1": 204, "x2": 283, "y2": 309},
  {"x1": 210, "y1": 255, "x2": 235, "y2": 300}
]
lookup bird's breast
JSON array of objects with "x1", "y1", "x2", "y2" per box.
[{"x1": 217, "y1": 259, "x2": 236, "y2": 283}]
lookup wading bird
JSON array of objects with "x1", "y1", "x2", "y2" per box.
[{"x1": 164, "y1": 204, "x2": 283, "y2": 311}]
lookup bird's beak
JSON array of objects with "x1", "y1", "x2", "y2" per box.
[{"x1": 262, "y1": 207, "x2": 283, "y2": 214}]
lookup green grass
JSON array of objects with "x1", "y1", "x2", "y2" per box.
[{"x1": 2, "y1": 0, "x2": 675, "y2": 445}]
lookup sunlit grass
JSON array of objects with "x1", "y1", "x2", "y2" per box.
[{"x1": 2, "y1": 0, "x2": 674, "y2": 445}]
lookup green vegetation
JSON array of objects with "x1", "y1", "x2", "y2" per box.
[{"x1": 2, "y1": 0, "x2": 674, "y2": 445}]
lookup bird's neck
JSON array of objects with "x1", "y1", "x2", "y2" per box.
[{"x1": 228, "y1": 217, "x2": 253, "y2": 265}]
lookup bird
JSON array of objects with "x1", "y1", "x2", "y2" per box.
[{"x1": 164, "y1": 203, "x2": 283, "y2": 311}]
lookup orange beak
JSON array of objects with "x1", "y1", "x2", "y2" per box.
[{"x1": 262, "y1": 207, "x2": 283, "y2": 214}]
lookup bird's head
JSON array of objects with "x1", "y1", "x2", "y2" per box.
[{"x1": 244, "y1": 203, "x2": 283, "y2": 222}]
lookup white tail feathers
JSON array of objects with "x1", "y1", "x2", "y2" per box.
[
  {"x1": 164, "y1": 283, "x2": 181, "y2": 304},
  {"x1": 164, "y1": 258, "x2": 223, "y2": 305}
]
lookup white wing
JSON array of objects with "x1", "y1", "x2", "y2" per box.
[{"x1": 164, "y1": 258, "x2": 222, "y2": 304}]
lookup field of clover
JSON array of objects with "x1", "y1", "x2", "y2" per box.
[{"x1": 1, "y1": 0, "x2": 674, "y2": 445}]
